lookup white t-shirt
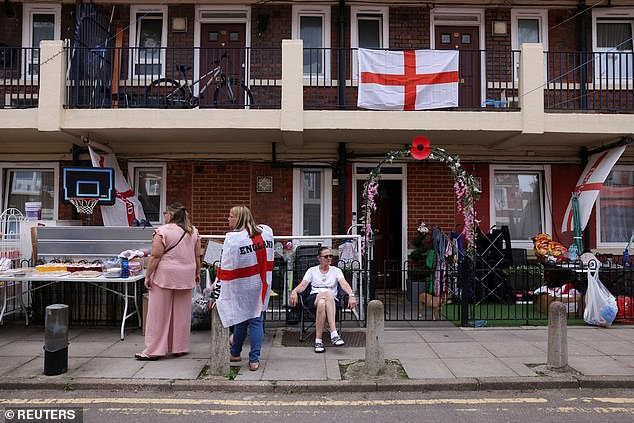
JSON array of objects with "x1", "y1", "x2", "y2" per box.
[{"x1": 302, "y1": 265, "x2": 344, "y2": 297}]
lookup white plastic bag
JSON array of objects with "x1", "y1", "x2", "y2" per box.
[{"x1": 584, "y1": 268, "x2": 618, "y2": 327}]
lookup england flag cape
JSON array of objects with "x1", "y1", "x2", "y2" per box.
[{"x1": 215, "y1": 225, "x2": 274, "y2": 327}]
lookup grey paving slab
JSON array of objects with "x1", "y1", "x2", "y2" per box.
[
  {"x1": 70, "y1": 328, "x2": 140, "y2": 342},
  {"x1": 100, "y1": 339, "x2": 145, "y2": 358},
  {"x1": 385, "y1": 342, "x2": 437, "y2": 359},
  {"x1": 603, "y1": 327, "x2": 634, "y2": 340},
  {"x1": 429, "y1": 342, "x2": 494, "y2": 359},
  {"x1": 67, "y1": 341, "x2": 113, "y2": 357},
  {"x1": 463, "y1": 329, "x2": 526, "y2": 343},
  {"x1": 498, "y1": 357, "x2": 544, "y2": 377},
  {"x1": 383, "y1": 329, "x2": 425, "y2": 344},
  {"x1": 399, "y1": 357, "x2": 455, "y2": 379},
  {"x1": 325, "y1": 358, "x2": 342, "y2": 380},
  {"x1": 132, "y1": 358, "x2": 208, "y2": 379},
  {"x1": 17, "y1": 328, "x2": 46, "y2": 341},
  {"x1": 416, "y1": 329, "x2": 474, "y2": 343},
  {"x1": 442, "y1": 357, "x2": 518, "y2": 378},
  {"x1": 0, "y1": 327, "x2": 33, "y2": 346},
  {"x1": 232, "y1": 362, "x2": 264, "y2": 381},
  {"x1": 529, "y1": 340, "x2": 606, "y2": 356},
  {"x1": 480, "y1": 341, "x2": 546, "y2": 358},
  {"x1": 262, "y1": 357, "x2": 326, "y2": 380},
  {"x1": 512, "y1": 329, "x2": 549, "y2": 342},
  {"x1": 0, "y1": 355, "x2": 37, "y2": 376},
  {"x1": 73, "y1": 357, "x2": 145, "y2": 378},
  {"x1": 267, "y1": 346, "x2": 318, "y2": 360},
  {"x1": 578, "y1": 341, "x2": 634, "y2": 356},
  {"x1": 566, "y1": 328, "x2": 622, "y2": 343},
  {"x1": 0, "y1": 341, "x2": 43, "y2": 357},
  {"x1": 613, "y1": 355, "x2": 634, "y2": 368},
  {"x1": 569, "y1": 356, "x2": 634, "y2": 376},
  {"x1": 11, "y1": 356, "x2": 92, "y2": 378},
  {"x1": 322, "y1": 347, "x2": 365, "y2": 360}
]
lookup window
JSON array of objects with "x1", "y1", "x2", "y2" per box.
[
  {"x1": 351, "y1": 7, "x2": 388, "y2": 83},
  {"x1": 593, "y1": 9, "x2": 634, "y2": 81},
  {"x1": 490, "y1": 166, "x2": 552, "y2": 247},
  {"x1": 22, "y1": 3, "x2": 61, "y2": 78},
  {"x1": 293, "y1": 168, "x2": 332, "y2": 236},
  {"x1": 128, "y1": 162, "x2": 166, "y2": 225},
  {"x1": 511, "y1": 9, "x2": 548, "y2": 81},
  {"x1": 597, "y1": 166, "x2": 634, "y2": 246},
  {"x1": 292, "y1": 6, "x2": 331, "y2": 78},
  {"x1": 1, "y1": 164, "x2": 59, "y2": 220},
  {"x1": 129, "y1": 5, "x2": 168, "y2": 78}
]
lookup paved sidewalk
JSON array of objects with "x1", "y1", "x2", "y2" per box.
[{"x1": 1, "y1": 321, "x2": 634, "y2": 392}]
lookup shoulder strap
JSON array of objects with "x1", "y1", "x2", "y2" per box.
[{"x1": 163, "y1": 229, "x2": 187, "y2": 255}]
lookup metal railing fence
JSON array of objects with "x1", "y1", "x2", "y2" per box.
[{"x1": 0, "y1": 47, "x2": 40, "y2": 109}]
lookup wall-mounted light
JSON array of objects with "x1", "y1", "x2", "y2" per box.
[
  {"x1": 492, "y1": 21, "x2": 508, "y2": 36},
  {"x1": 172, "y1": 17, "x2": 187, "y2": 33}
]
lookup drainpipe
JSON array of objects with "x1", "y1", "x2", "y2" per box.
[
  {"x1": 338, "y1": 0, "x2": 346, "y2": 107},
  {"x1": 338, "y1": 142, "x2": 347, "y2": 234},
  {"x1": 580, "y1": 146, "x2": 590, "y2": 251},
  {"x1": 578, "y1": 1, "x2": 588, "y2": 110}
]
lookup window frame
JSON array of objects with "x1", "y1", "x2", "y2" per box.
[
  {"x1": 128, "y1": 5, "x2": 168, "y2": 80},
  {"x1": 592, "y1": 8, "x2": 634, "y2": 82},
  {"x1": 511, "y1": 9, "x2": 548, "y2": 82},
  {"x1": 127, "y1": 162, "x2": 167, "y2": 226},
  {"x1": 489, "y1": 164, "x2": 552, "y2": 249},
  {"x1": 21, "y1": 3, "x2": 62, "y2": 80},
  {"x1": 292, "y1": 167, "x2": 332, "y2": 237},
  {"x1": 0, "y1": 162, "x2": 59, "y2": 221},
  {"x1": 350, "y1": 6, "x2": 389, "y2": 84},
  {"x1": 596, "y1": 164, "x2": 634, "y2": 248},
  {"x1": 292, "y1": 5, "x2": 331, "y2": 80}
]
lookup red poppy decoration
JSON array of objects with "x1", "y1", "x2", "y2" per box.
[{"x1": 410, "y1": 136, "x2": 431, "y2": 160}]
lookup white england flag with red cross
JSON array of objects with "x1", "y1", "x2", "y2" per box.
[
  {"x1": 88, "y1": 145, "x2": 146, "y2": 226},
  {"x1": 561, "y1": 145, "x2": 626, "y2": 232},
  {"x1": 216, "y1": 225, "x2": 274, "y2": 328},
  {"x1": 357, "y1": 48, "x2": 459, "y2": 111}
]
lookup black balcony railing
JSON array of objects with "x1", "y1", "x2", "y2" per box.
[
  {"x1": 303, "y1": 48, "x2": 521, "y2": 110},
  {"x1": 65, "y1": 46, "x2": 282, "y2": 109},
  {"x1": 546, "y1": 51, "x2": 634, "y2": 112},
  {"x1": 0, "y1": 47, "x2": 40, "y2": 109}
]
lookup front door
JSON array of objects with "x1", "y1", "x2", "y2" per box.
[
  {"x1": 356, "y1": 179, "x2": 402, "y2": 289},
  {"x1": 435, "y1": 26, "x2": 481, "y2": 107},
  {"x1": 199, "y1": 23, "x2": 246, "y2": 107}
]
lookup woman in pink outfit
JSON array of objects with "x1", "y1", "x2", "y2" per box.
[{"x1": 135, "y1": 203, "x2": 201, "y2": 360}]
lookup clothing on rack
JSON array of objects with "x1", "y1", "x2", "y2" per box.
[{"x1": 338, "y1": 239, "x2": 357, "y2": 265}]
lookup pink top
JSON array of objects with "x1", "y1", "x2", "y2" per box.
[{"x1": 152, "y1": 223, "x2": 199, "y2": 290}]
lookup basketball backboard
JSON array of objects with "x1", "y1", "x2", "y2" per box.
[{"x1": 62, "y1": 167, "x2": 115, "y2": 205}]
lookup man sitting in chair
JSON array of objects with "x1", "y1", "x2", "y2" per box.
[{"x1": 289, "y1": 247, "x2": 357, "y2": 353}]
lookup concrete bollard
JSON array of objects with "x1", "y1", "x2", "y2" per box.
[
  {"x1": 547, "y1": 301, "x2": 569, "y2": 371},
  {"x1": 209, "y1": 306, "x2": 230, "y2": 376},
  {"x1": 44, "y1": 304, "x2": 69, "y2": 376},
  {"x1": 365, "y1": 300, "x2": 385, "y2": 376}
]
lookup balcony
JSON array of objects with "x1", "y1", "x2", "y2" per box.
[
  {"x1": 1, "y1": 41, "x2": 634, "y2": 155},
  {"x1": 0, "y1": 47, "x2": 40, "y2": 109}
]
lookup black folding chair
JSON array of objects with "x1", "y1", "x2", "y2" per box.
[{"x1": 297, "y1": 283, "x2": 349, "y2": 342}]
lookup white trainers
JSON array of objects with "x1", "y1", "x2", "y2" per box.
[
  {"x1": 331, "y1": 335, "x2": 345, "y2": 346},
  {"x1": 314, "y1": 341, "x2": 325, "y2": 353}
]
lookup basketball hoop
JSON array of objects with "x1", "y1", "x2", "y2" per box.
[{"x1": 69, "y1": 198, "x2": 99, "y2": 215}]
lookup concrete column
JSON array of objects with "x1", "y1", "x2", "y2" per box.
[
  {"x1": 280, "y1": 39, "x2": 304, "y2": 147},
  {"x1": 37, "y1": 40, "x2": 66, "y2": 132},
  {"x1": 365, "y1": 300, "x2": 385, "y2": 376},
  {"x1": 209, "y1": 307, "x2": 230, "y2": 376},
  {"x1": 547, "y1": 301, "x2": 569, "y2": 371},
  {"x1": 519, "y1": 43, "x2": 545, "y2": 134}
]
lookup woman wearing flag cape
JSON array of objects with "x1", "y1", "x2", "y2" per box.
[{"x1": 215, "y1": 206, "x2": 274, "y2": 371}]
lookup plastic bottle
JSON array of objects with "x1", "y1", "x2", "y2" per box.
[
  {"x1": 624, "y1": 249, "x2": 630, "y2": 268},
  {"x1": 568, "y1": 244, "x2": 578, "y2": 262},
  {"x1": 121, "y1": 257, "x2": 129, "y2": 278}
]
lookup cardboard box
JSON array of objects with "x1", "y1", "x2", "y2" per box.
[{"x1": 535, "y1": 293, "x2": 583, "y2": 316}]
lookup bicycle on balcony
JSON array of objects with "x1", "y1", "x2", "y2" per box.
[{"x1": 144, "y1": 51, "x2": 253, "y2": 108}]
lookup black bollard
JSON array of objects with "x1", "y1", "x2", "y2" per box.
[{"x1": 44, "y1": 304, "x2": 69, "y2": 376}]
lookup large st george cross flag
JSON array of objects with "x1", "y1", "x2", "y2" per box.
[{"x1": 357, "y1": 48, "x2": 459, "y2": 111}]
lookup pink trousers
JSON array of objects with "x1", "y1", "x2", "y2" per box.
[{"x1": 143, "y1": 285, "x2": 192, "y2": 357}]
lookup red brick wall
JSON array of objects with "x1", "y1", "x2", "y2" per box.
[
  {"x1": 407, "y1": 162, "x2": 456, "y2": 248},
  {"x1": 390, "y1": 7, "x2": 429, "y2": 49},
  {"x1": 549, "y1": 10, "x2": 578, "y2": 51},
  {"x1": 486, "y1": 9, "x2": 511, "y2": 50}
]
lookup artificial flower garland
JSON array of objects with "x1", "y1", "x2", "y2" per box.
[{"x1": 362, "y1": 139, "x2": 480, "y2": 255}]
